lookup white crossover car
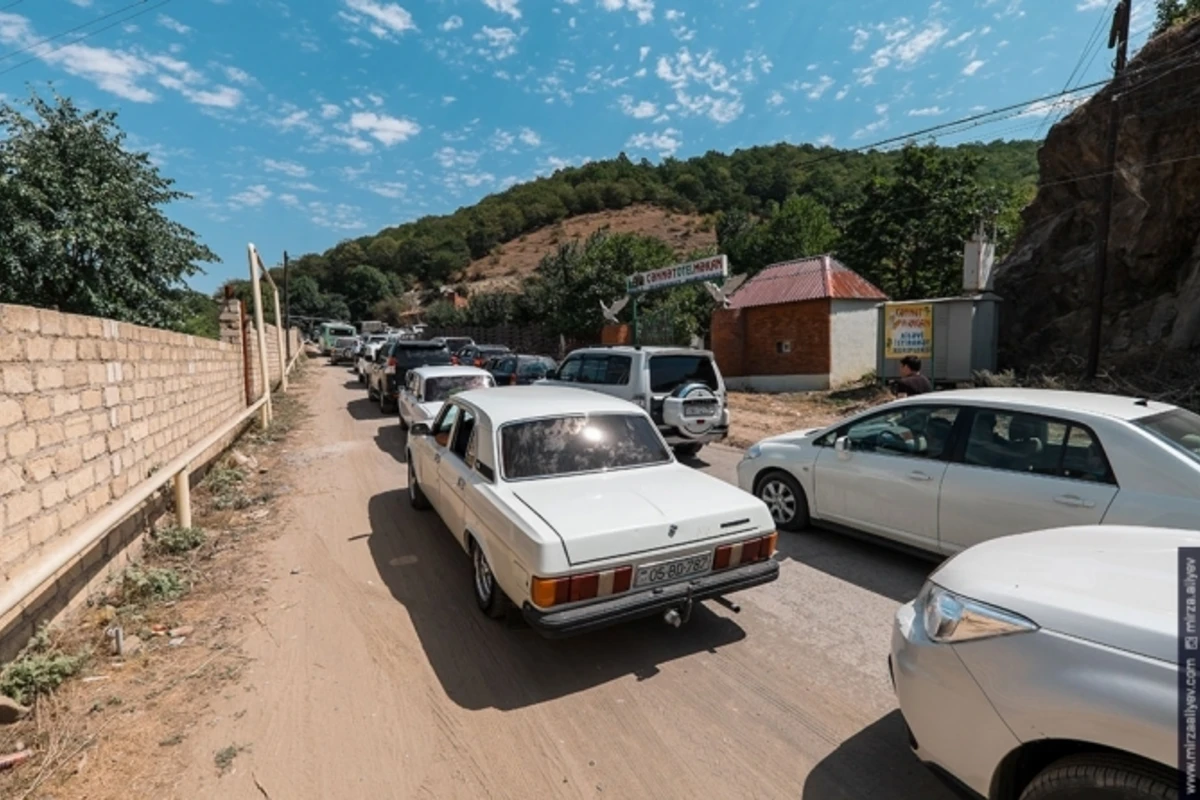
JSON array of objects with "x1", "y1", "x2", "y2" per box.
[
  {"x1": 737, "y1": 388, "x2": 1200, "y2": 555},
  {"x1": 405, "y1": 386, "x2": 779, "y2": 637},
  {"x1": 892, "y1": 525, "x2": 1185, "y2": 799},
  {"x1": 398, "y1": 366, "x2": 494, "y2": 430},
  {"x1": 355, "y1": 334, "x2": 392, "y2": 383}
]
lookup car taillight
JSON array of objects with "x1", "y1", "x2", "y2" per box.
[
  {"x1": 713, "y1": 532, "x2": 777, "y2": 571},
  {"x1": 531, "y1": 565, "x2": 633, "y2": 608},
  {"x1": 385, "y1": 356, "x2": 397, "y2": 375}
]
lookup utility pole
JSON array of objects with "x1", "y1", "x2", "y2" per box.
[
  {"x1": 283, "y1": 251, "x2": 291, "y2": 360},
  {"x1": 1086, "y1": 0, "x2": 1130, "y2": 379}
]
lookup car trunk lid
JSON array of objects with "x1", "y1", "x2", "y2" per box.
[{"x1": 513, "y1": 464, "x2": 770, "y2": 565}]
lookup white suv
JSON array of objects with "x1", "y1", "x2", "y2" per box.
[{"x1": 540, "y1": 346, "x2": 729, "y2": 457}]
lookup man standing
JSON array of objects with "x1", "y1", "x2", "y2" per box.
[{"x1": 893, "y1": 356, "x2": 933, "y2": 396}]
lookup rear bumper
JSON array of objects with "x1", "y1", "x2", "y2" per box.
[
  {"x1": 522, "y1": 559, "x2": 779, "y2": 638},
  {"x1": 661, "y1": 424, "x2": 729, "y2": 446}
]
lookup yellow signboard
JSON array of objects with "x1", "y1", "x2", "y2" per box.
[{"x1": 885, "y1": 303, "x2": 934, "y2": 359}]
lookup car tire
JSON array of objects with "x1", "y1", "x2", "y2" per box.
[
  {"x1": 673, "y1": 442, "x2": 703, "y2": 459},
  {"x1": 408, "y1": 460, "x2": 430, "y2": 510},
  {"x1": 471, "y1": 538, "x2": 510, "y2": 619},
  {"x1": 1019, "y1": 754, "x2": 1177, "y2": 800},
  {"x1": 380, "y1": 391, "x2": 393, "y2": 413},
  {"x1": 754, "y1": 470, "x2": 809, "y2": 532}
]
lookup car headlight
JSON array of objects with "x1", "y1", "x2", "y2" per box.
[
  {"x1": 919, "y1": 582, "x2": 1038, "y2": 644},
  {"x1": 744, "y1": 443, "x2": 763, "y2": 460}
]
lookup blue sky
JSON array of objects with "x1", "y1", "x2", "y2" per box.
[{"x1": 0, "y1": 0, "x2": 1156, "y2": 293}]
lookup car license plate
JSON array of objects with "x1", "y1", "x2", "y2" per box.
[
  {"x1": 635, "y1": 553, "x2": 712, "y2": 587},
  {"x1": 684, "y1": 402, "x2": 717, "y2": 418}
]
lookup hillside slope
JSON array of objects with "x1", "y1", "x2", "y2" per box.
[
  {"x1": 460, "y1": 205, "x2": 715, "y2": 294},
  {"x1": 995, "y1": 18, "x2": 1200, "y2": 363}
]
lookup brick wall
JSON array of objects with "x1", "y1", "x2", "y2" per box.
[
  {"x1": 711, "y1": 300, "x2": 831, "y2": 378},
  {"x1": 0, "y1": 302, "x2": 298, "y2": 656}
]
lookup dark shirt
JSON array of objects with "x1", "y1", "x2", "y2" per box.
[{"x1": 893, "y1": 373, "x2": 933, "y2": 396}]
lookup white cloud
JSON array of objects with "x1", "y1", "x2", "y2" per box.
[
  {"x1": 519, "y1": 127, "x2": 542, "y2": 146},
  {"x1": 368, "y1": 181, "x2": 407, "y2": 198},
  {"x1": 157, "y1": 14, "x2": 191, "y2": 34},
  {"x1": 766, "y1": 90, "x2": 785, "y2": 107},
  {"x1": 853, "y1": 113, "x2": 889, "y2": 140},
  {"x1": 367, "y1": 93, "x2": 384, "y2": 106},
  {"x1": 1076, "y1": 0, "x2": 1107, "y2": 8},
  {"x1": 639, "y1": 45, "x2": 651, "y2": 62},
  {"x1": 308, "y1": 201, "x2": 367, "y2": 230},
  {"x1": 68, "y1": 0, "x2": 93, "y2": 5},
  {"x1": 347, "y1": 111, "x2": 421, "y2": 145},
  {"x1": 482, "y1": 0, "x2": 522, "y2": 20},
  {"x1": 851, "y1": 28, "x2": 870, "y2": 51},
  {"x1": 855, "y1": 19, "x2": 948, "y2": 85},
  {"x1": 944, "y1": 29, "x2": 975, "y2": 47},
  {"x1": 655, "y1": 47, "x2": 746, "y2": 123},
  {"x1": 490, "y1": 129, "x2": 516, "y2": 150},
  {"x1": 230, "y1": 184, "x2": 272, "y2": 208},
  {"x1": 442, "y1": 95, "x2": 457, "y2": 105},
  {"x1": 626, "y1": 127, "x2": 681, "y2": 157},
  {"x1": 321, "y1": 103, "x2": 342, "y2": 119},
  {"x1": 1018, "y1": 91, "x2": 1088, "y2": 118},
  {"x1": 441, "y1": 15, "x2": 464, "y2": 31},
  {"x1": 286, "y1": 181, "x2": 324, "y2": 192},
  {"x1": 802, "y1": 74, "x2": 835, "y2": 100},
  {"x1": 264, "y1": 158, "x2": 310, "y2": 178},
  {"x1": 907, "y1": 105, "x2": 946, "y2": 116},
  {"x1": 599, "y1": 0, "x2": 655, "y2": 25},
  {"x1": 962, "y1": 59, "x2": 985, "y2": 76},
  {"x1": 272, "y1": 107, "x2": 321, "y2": 134},
  {"x1": 474, "y1": 26, "x2": 520, "y2": 59},
  {"x1": 817, "y1": 134, "x2": 835, "y2": 146},
  {"x1": 341, "y1": 0, "x2": 417, "y2": 38},
  {"x1": 618, "y1": 94, "x2": 658, "y2": 118},
  {"x1": 279, "y1": 193, "x2": 301, "y2": 208},
  {"x1": 435, "y1": 146, "x2": 481, "y2": 168},
  {"x1": 664, "y1": 8, "x2": 683, "y2": 20},
  {"x1": 222, "y1": 65, "x2": 254, "y2": 85},
  {"x1": 835, "y1": 86, "x2": 850, "y2": 101}
]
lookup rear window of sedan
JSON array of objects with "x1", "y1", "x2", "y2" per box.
[
  {"x1": 1136, "y1": 408, "x2": 1200, "y2": 465},
  {"x1": 501, "y1": 414, "x2": 670, "y2": 480}
]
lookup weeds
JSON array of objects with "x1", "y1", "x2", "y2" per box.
[
  {"x1": 214, "y1": 743, "x2": 245, "y2": 774},
  {"x1": 122, "y1": 565, "x2": 187, "y2": 602},
  {"x1": 152, "y1": 525, "x2": 207, "y2": 555},
  {"x1": 204, "y1": 465, "x2": 251, "y2": 510},
  {"x1": 0, "y1": 624, "x2": 87, "y2": 705}
]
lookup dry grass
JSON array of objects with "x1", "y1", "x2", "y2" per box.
[
  {"x1": 0, "y1": 374, "x2": 313, "y2": 800},
  {"x1": 460, "y1": 204, "x2": 716, "y2": 295},
  {"x1": 726, "y1": 382, "x2": 892, "y2": 449}
]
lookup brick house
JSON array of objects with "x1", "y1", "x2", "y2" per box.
[{"x1": 711, "y1": 255, "x2": 887, "y2": 391}]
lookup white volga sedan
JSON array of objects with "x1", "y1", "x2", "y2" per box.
[
  {"x1": 406, "y1": 386, "x2": 779, "y2": 637},
  {"x1": 398, "y1": 365, "x2": 494, "y2": 430},
  {"x1": 737, "y1": 388, "x2": 1200, "y2": 555}
]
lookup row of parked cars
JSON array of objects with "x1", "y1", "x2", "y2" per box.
[{"x1": 330, "y1": 332, "x2": 1200, "y2": 800}]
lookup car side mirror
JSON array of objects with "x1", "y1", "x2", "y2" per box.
[
  {"x1": 835, "y1": 436, "x2": 851, "y2": 458},
  {"x1": 410, "y1": 422, "x2": 431, "y2": 436}
]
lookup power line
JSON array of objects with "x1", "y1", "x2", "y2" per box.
[
  {"x1": 0, "y1": 0, "x2": 171, "y2": 79},
  {"x1": 0, "y1": 0, "x2": 151, "y2": 64}
]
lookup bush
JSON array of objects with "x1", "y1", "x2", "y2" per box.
[
  {"x1": 122, "y1": 565, "x2": 186, "y2": 602},
  {"x1": 0, "y1": 624, "x2": 86, "y2": 705},
  {"x1": 204, "y1": 465, "x2": 250, "y2": 510},
  {"x1": 153, "y1": 525, "x2": 207, "y2": 554}
]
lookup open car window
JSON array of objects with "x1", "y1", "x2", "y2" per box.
[{"x1": 501, "y1": 414, "x2": 670, "y2": 480}]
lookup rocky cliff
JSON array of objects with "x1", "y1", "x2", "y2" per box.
[{"x1": 995, "y1": 18, "x2": 1200, "y2": 367}]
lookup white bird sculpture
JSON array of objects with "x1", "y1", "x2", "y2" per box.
[
  {"x1": 599, "y1": 295, "x2": 630, "y2": 323},
  {"x1": 704, "y1": 273, "x2": 748, "y2": 307}
]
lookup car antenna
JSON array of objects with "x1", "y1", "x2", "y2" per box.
[{"x1": 1133, "y1": 397, "x2": 1149, "y2": 407}]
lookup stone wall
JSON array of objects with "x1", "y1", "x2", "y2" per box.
[{"x1": 0, "y1": 302, "x2": 297, "y2": 656}]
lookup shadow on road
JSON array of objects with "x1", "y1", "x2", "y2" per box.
[
  {"x1": 802, "y1": 711, "x2": 956, "y2": 800},
  {"x1": 374, "y1": 425, "x2": 407, "y2": 464},
  {"x1": 347, "y1": 396, "x2": 382, "y2": 421},
  {"x1": 343, "y1": 379, "x2": 364, "y2": 390},
  {"x1": 774, "y1": 528, "x2": 936, "y2": 605},
  {"x1": 365, "y1": 488, "x2": 747, "y2": 711}
]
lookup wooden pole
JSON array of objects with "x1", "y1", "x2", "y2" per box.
[{"x1": 248, "y1": 244, "x2": 273, "y2": 427}]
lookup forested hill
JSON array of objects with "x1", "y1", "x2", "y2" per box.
[{"x1": 282, "y1": 138, "x2": 1040, "y2": 315}]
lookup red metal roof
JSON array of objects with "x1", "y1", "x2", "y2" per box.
[{"x1": 727, "y1": 255, "x2": 887, "y2": 310}]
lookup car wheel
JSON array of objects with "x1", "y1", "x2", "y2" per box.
[
  {"x1": 471, "y1": 539, "x2": 510, "y2": 619},
  {"x1": 673, "y1": 442, "x2": 703, "y2": 459},
  {"x1": 1019, "y1": 754, "x2": 1177, "y2": 799},
  {"x1": 755, "y1": 470, "x2": 809, "y2": 532},
  {"x1": 408, "y1": 460, "x2": 430, "y2": 510}
]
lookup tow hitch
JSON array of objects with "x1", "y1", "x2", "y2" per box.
[{"x1": 663, "y1": 585, "x2": 699, "y2": 628}]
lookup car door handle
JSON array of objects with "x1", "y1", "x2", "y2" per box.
[
  {"x1": 906, "y1": 470, "x2": 933, "y2": 482},
  {"x1": 456, "y1": 477, "x2": 466, "y2": 489},
  {"x1": 1054, "y1": 494, "x2": 1094, "y2": 508}
]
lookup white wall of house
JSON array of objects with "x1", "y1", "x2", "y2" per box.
[{"x1": 829, "y1": 300, "x2": 879, "y2": 386}]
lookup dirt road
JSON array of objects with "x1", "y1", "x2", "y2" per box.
[{"x1": 175, "y1": 366, "x2": 955, "y2": 800}]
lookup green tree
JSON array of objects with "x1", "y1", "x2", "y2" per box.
[
  {"x1": 1156, "y1": 0, "x2": 1200, "y2": 33},
  {"x1": 177, "y1": 289, "x2": 220, "y2": 339},
  {"x1": 717, "y1": 195, "x2": 838, "y2": 275},
  {"x1": 0, "y1": 92, "x2": 218, "y2": 328},
  {"x1": 424, "y1": 300, "x2": 465, "y2": 327},
  {"x1": 837, "y1": 143, "x2": 1009, "y2": 300},
  {"x1": 344, "y1": 264, "x2": 393, "y2": 320}
]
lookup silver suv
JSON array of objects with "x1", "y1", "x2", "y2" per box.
[{"x1": 540, "y1": 346, "x2": 729, "y2": 457}]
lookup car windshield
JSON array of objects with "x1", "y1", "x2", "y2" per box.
[
  {"x1": 519, "y1": 358, "x2": 554, "y2": 377},
  {"x1": 1135, "y1": 408, "x2": 1200, "y2": 464},
  {"x1": 501, "y1": 414, "x2": 670, "y2": 480},
  {"x1": 649, "y1": 354, "x2": 719, "y2": 393},
  {"x1": 424, "y1": 375, "x2": 493, "y2": 402}
]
